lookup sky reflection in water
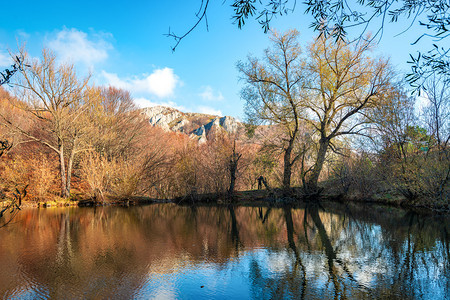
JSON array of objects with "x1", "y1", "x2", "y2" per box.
[{"x1": 0, "y1": 203, "x2": 448, "y2": 299}]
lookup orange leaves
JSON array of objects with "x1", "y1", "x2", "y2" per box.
[{"x1": 0, "y1": 152, "x2": 58, "y2": 201}]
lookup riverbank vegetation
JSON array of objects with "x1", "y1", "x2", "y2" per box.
[{"x1": 0, "y1": 31, "x2": 448, "y2": 211}]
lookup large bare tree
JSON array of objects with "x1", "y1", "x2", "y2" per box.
[
  {"x1": 238, "y1": 29, "x2": 306, "y2": 193},
  {"x1": 2, "y1": 49, "x2": 90, "y2": 198}
]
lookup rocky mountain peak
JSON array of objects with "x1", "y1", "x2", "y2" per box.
[
  {"x1": 141, "y1": 106, "x2": 183, "y2": 131},
  {"x1": 141, "y1": 105, "x2": 242, "y2": 143}
]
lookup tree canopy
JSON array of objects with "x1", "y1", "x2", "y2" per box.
[
  {"x1": 240, "y1": 30, "x2": 395, "y2": 195},
  {"x1": 239, "y1": 29, "x2": 306, "y2": 192}
]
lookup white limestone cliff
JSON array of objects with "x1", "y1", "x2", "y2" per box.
[{"x1": 141, "y1": 105, "x2": 242, "y2": 142}]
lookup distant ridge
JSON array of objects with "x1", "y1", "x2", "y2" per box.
[{"x1": 141, "y1": 106, "x2": 242, "y2": 143}]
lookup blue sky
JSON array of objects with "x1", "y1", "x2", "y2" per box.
[{"x1": 0, "y1": 0, "x2": 430, "y2": 119}]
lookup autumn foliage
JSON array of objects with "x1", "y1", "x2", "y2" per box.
[{"x1": 0, "y1": 39, "x2": 448, "y2": 208}]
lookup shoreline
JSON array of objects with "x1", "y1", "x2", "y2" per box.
[{"x1": 5, "y1": 188, "x2": 448, "y2": 214}]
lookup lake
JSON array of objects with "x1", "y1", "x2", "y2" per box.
[{"x1": 0, "y1": 203, "x2": 448, "y2": 299}]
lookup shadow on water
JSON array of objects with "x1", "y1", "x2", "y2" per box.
[{"x1": 0, "y1": 203, "x2": 448, "y2": 299}]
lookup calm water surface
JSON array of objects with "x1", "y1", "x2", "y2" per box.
[{"x1": 0, "y1": 203, "x2": 448, "y2": 299}]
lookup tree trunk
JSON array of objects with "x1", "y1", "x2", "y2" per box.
[
  {"x1": 305, "y1": 138, "x2": 329, "y2": 195},
  {"x1": 228, "y1": 143, "x2": 241, "y2": 198},
  {"x1": 66, "y1": 147, "x2": 76, "y2": 196},
  {"x1": 59, "y1": 143, "x2": 69, "y2": 198},
  {"x1": 228, "y1": 164, "x2": 237, "y2": 198},
  {"x1": 283, "y1": 141, "x2": 293, "y2": 193}
]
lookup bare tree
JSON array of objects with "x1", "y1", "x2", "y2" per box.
[
  {"x1": 423, "y1": 74, "x2": 450, "y2": 150},
  {"x1": 88, "y1": 86, "x2": 148, "y2": 160},
  {"x1": 228, "y1": 138, "x2": 243, "y2": 198},
  {"x1": 370, "y1": 83, "x2": 417, "y2": 165},
  {"x1": 238, "y1": 29, "x2": 305, "y2": 193},
  {"x1": 2, "y1": 49, "x2": 90, "y2": 198},
  {"x1": 423, "y1": 74, "x2": 450, "y2": 201}
]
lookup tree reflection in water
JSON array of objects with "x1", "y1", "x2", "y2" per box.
[{"x1": 0, "y1": 203, "x2": 448, "y2": 299}]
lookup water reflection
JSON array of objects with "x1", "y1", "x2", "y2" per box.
[{"x1": 0, "y1": 203, "x2": 448, "y2": 299}]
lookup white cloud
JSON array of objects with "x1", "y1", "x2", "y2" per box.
[
  {"x1": 0, "y1": 51, "x2": 11, "y2": 67},
  {"x1": 102, "y1": 68, "x2": 180, "y2": 98},
  {"x1": 415, "y1": 94, "x2": 430, "y2": 114},
  {"x1": 197, "y1": 105, "x2": 223, "y2": 116},
  {"x1": 134, "y1": 97, "x2": 155, "y2": 108},
  {"x1": 199, "y1": 85, "x2": 224, "y2": 101},
  {"x1": 47, "y1": 28, "x2": 112, "y2": 67},
  {"x1": 101, "y1": 71, "x2": 130, "y2": 89},
  {"x1": 134, "y1": 97, "x2": 185, "y2": 111},
  {"x1": 16, "y1": 30, "x2": 30, "y2": 40},
  {"x1": 134, "y1": 68, "x2": 179, "y2": 98},
  {"x1": 134, "y1": 97, "x2": 221, "y2": 117}
]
